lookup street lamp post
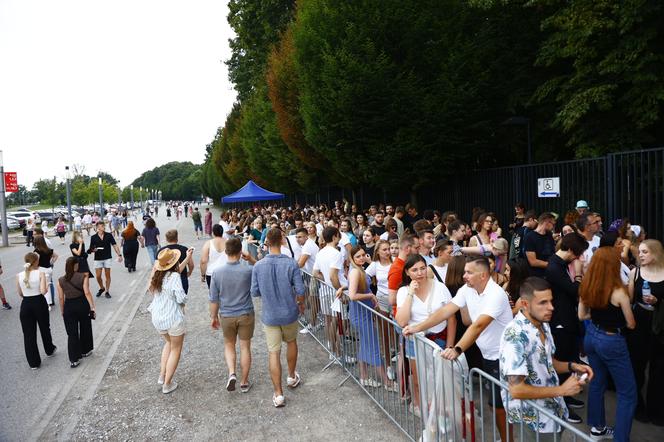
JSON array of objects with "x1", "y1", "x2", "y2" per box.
[
  {"x1": 0, "y1": 151, "x2": 8, "y2": 247},
  {"x1": 65, "y1": 166, "x2": 72, "y2": 231},
  {"x1": 130, "y1": 184, "x2": 134, "y2": 211},
  {"x1": 140, "y1": 186, "x2": 143, "y2": 213},
  {"x1": 98, "y1": 177, "x2": 104, "y2": 216}
]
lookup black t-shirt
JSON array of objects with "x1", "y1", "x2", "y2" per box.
[
  {"x1": 158, "y1": 244, "x2": 189, "y2": 289},
  {"x1": 523, "y1": 230, "x2": 555, "y2": 277},
  {"x1": 70, "y1": 242, "x2": 89, "y2": 260},
  {"x1": 35, "y1": 248, "x2": 53, "y2": 268},
  {"x1": 89, "y1": 232, "x2": 117, "y2": 260},
  {"x1": 372, "y1": 224, "x2": 386, "y2": 236}
]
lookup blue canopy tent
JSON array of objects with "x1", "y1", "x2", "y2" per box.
[{"x1": 221, "y1": 180, "x2": 285, "y2": 204}]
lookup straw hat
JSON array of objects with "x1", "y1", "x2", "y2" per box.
[{"x1": 155, "y1": 248, "x2": 181, "y2": 271}]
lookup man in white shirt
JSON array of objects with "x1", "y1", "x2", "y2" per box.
[
  {"x1": 295, "y1": 227, "x2": 320, "y2": 334},
  {"x1": 403, "y1": 257, "x2": 513, "y2": 442},
  {"x1": 576, "y1": 212, "x2": 601, "y2": 265},
  {"x1": 312, "y1": 226, "x2": 347, "y2": 360}
]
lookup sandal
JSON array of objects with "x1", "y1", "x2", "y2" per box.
[{"x1": 272, "y1": 394, "x2": 285, "y2": 408}]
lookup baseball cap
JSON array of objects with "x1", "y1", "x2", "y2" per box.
[{"x1": 576, "y1": 200, "x2": 589, "y2": 209}]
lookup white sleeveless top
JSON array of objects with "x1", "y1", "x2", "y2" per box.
[
  {"x1": 206, "y1": 240, "x2": 228, "y2": 276},
  {"x1": 18, "y1": 270, "x2": 42, "y2": 297}
]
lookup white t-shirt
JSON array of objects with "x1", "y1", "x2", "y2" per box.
[
  {"x1": 583, "y1": 235, "x2": 601, "y2": 264},
  {"x1": 366, "y1": 260, "x2": 391, "y2": 296},
  {"x1": 280, "y1": 235, "x2": 301, "y2": 261},
  {"x1": 82, "y1": 214, "x2": 92, "y2": 224},
  {"x1": 396, "y1": 280, "x2": 452, "y2": 334},
  {"x1": 220, "y1": 220, "x2": 232, "y2": 239},
  {"x1": 339, "y1": 232, "x2": 351, "y2": 262},
  {"x1": 430, "y1": 264, "x2": 448, "y2": 284},
  {"x1": 300, "y1": 238, "x2": 319, "y2": 274},
  {"x1": 313, "y1": 246, "x2": 347, "y2": 287},
  {"x1": 74, "y1": 215, "x2": 82, "y2": 227},
  {"x1": 315, "y1": 223, "x2": 324, "y2": 238},
  {"x1": 451, "y1": 278, "x2": 513, "y2": 360}
]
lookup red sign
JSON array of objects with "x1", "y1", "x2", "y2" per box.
[{"x1": 4, "y1": 172, "x2": 18, "y2": 192}]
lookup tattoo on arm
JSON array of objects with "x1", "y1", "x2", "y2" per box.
[{"x1": 507, "y1": 375, "x2": 525, "y2": 386}]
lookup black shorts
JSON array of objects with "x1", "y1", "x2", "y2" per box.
[{"x1": 483, "y1": 358, "x2": 504, "y2": 409}]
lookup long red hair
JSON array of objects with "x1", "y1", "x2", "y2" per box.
[{"x1": 579, "y1": 247, "x2": 624, "y2": 309}]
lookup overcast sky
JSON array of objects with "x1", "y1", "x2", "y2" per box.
[{"x1": 0, "y1": 0, "x2": 236, "y2": 189}]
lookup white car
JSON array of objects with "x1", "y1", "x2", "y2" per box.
[{"x1": 1, "y1": 216, "x2": 20, "y2": 230}]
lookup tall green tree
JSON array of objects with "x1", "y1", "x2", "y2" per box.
[
  {"x1": 227, "y1": 0, "x2": 296, "y2": 101},
  {"x1": 532, "y1": 0, "x2": 664, "y2": 155}
]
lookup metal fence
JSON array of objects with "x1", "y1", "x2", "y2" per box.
[
  {"x1": 281, "y1": 147, "x2": 664, "y2": 241},
  {"x1": 247, "y1": 242, "x2": 592, "y2": 441}
]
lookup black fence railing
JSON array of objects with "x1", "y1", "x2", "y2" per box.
[{"x1": 282, "y1": 147, "x2": 664, "y2": 240}]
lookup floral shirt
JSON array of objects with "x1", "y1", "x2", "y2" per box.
[{"x1": 499, "y1": 312, "x2": 568, "y2": 433}]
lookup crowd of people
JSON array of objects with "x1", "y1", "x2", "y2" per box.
[
  {"x1": 6, "y1": 197, "x2": 663, "y2": 441},
  {"x1": 193, "y1": 199, "x2": 662, "y2": 441}
]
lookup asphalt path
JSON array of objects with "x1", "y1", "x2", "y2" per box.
[{"x1": 0, "y1": 209, "x2": 194, "y2": 442}]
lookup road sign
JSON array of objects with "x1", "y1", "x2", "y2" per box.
[
  {"x1": 4, "y1": 172, "x2": 17, "y2": 192},
  {"x1": 537, "y1": 177, "x2": 559, "y2": 198}
]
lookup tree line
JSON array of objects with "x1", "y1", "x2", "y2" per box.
[
  {"x1": 10, "y1": 162, "x2": 202, "y2": 208},
  {"x1": 200, "y1": 0, "x2": 664, "y2": 202}
]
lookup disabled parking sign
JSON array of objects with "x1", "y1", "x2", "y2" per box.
[{"x1": 538, "y1": 177, "x2": 560, "y2": 198}]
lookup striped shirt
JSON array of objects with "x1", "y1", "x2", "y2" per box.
[{"x1": 149, "y1": 272, "x2": 187, "y2": 331}]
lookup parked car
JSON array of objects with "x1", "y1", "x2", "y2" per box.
[
  {"x1": 0, "y1": 216, "x2": 20, "y2": 230},
  {"x1": 35, "y1": 211, "x2": 58, "y2": 223}
]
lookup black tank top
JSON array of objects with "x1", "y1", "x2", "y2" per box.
[
  {"x1": 633, "y1": 267, "x2": 664, "y2": 304},
  {"x1": 591, "y1": 302, "x2": 626, "y2": 329}
]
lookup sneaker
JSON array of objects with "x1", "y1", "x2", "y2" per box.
[
  {"x1": 226, "y1": 373, "x2": 237, "y2": 391},
  {"x1": 343, "y1": 355, "x2": 357, "y2": 365},
  {"x1": 387, "y1": 366, "x2": 396, "y2": 381},
  {"x1": 105, "y1": 292, "x2": 112, "y2": 299},
  {"x1": 96, "y1": 289, "x2": 104, "y2": 297},
  {"x1": 272, "y1": 394, "x2": 285, "y2": 408},
  {"x1": 590, "y1": 426, "x2": 614, "y2": 440},
  {"x1": 565, "y1": 396, "x2": 585, "y2": 409},
  {"x1": 2, "y1": 303, "x2": 11, "y2": 310},
  {"x1": 384, "y1": 382, "x2": 398, "y2": 393},
  {"x1": 566, "y1": 410, "x2": 583, "y2": 424},
  {"x1": 240, "y1": 382, "x2": 252, "y2": 393},
  {"x1": 299, "y1": 325, "x2": 312, "y2": 335},
  {"x1": 162, "y1": 381, "x2": 178, "y2": 394},
  {"x1": 47, "y1": 346, "x2": 57, "y2": 357},
  {"x1": 360, "y1": 378, "x2": 382, "y2": 388},
  {"x1": 287, "y1": 372, "x2": 301, "y2": 389},
  {"x1": 70, "y1": 360, "x2": 80, "y2": 368}
]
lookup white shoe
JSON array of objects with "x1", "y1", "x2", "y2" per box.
[
  {"x1": 162, "y1": 381, "x2": 178, "y2": 394},
  {"x1": 299, "y1": 325, "x2": 311, "y2": 335},
  {"x1": 287, "y1": 372, "x2": 301, "y2": 388},
  {"x1": 343, "y1": 355, "x2": 357, "y2": 365},
  {"x1": 387, "y1": 366, "x2": 396, "y2": 381}
]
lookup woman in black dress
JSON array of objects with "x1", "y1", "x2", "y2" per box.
[
  {"x1": 70, "y1": 231, "x2": 93, "y2": 277},
  {"x1": 121, "y1": 221, "x2": 140, "y2": 272},
  {"x1": 34, "y1": 236, "x2": 58, "y2": 308}
]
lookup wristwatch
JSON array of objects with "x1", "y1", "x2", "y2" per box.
[{"x1": 454, "y1": 346, "x2": 463, "y2": 356}]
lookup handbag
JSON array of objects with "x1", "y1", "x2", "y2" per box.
[{"x1": 23, "y1": 228, "x2": 27, "y2": 236}]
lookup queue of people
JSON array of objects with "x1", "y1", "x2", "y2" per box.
[{"x1": 203, "y1": 200, "x2": 661, "y2": 441}]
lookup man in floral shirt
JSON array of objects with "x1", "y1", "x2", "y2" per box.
[{"x1": 500, "y1": 277, "x2": 594, "y2": 440}]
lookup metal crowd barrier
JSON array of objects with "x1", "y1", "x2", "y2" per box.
[
  {"x1": 242, "y1": 240, "x2": 592, "y2": 442},
  {"x1": 468, "y1": 369, "x2": 592, "y2": 442}
]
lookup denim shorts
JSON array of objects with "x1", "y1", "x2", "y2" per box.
[{"x1": 404, "y1": 335, "x2": 446, "y2": 359}]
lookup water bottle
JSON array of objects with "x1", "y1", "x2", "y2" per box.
[{"x1": 642, "y1": 280, "x2": 654, "y2": 304}]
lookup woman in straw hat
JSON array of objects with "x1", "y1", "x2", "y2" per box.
[{"x1": 148, "y1": 248, "x2": 191, "y2": 394}]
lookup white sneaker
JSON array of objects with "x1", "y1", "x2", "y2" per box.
[
  {"x1": 299, "y1": 325, "x2": 311, "y2": 335},
  {"x1": 287, "y1": 372, "x2": 301, "y2": 388},
  {"x1": 387, "y1": 366, "x2": 396, "y2": 381},
  {"x1": 343, "y1": 355, "x2": 357, "y2": 365},
  {"x1": 162, "y1": 381, "x2": 178, "y2": 394},
  {"x1": 360, "y1": 378, "x2": 382, "y2": 388}
]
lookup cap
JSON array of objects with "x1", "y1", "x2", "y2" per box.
[{"x1": 576, "y1": 200, "x2": 589, "y2": 209}]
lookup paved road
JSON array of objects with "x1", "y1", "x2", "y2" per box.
[{"x1": 0, "y1": 210, "x2": 181, "y2": 441}]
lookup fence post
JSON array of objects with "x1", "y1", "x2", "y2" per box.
[{"x1": 606, "y1": 154, "x2": 616, "y2": 222}]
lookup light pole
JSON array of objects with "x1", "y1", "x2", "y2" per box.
[
  {"x1": 65, "y1": 166, "x2": 72, "y2": 231},
  {"x1": 139, "y1": 186, "x2": 143, "y2": 213},
  {"x1": 130, "y1": 184, "x2": 134, "y2": 211},
  {"x1": 98, "y1": 177, "x2": 104, "y2": 216},
  {"x1": 0, "y1": 151, "x2": 8, "y2": 247}
]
